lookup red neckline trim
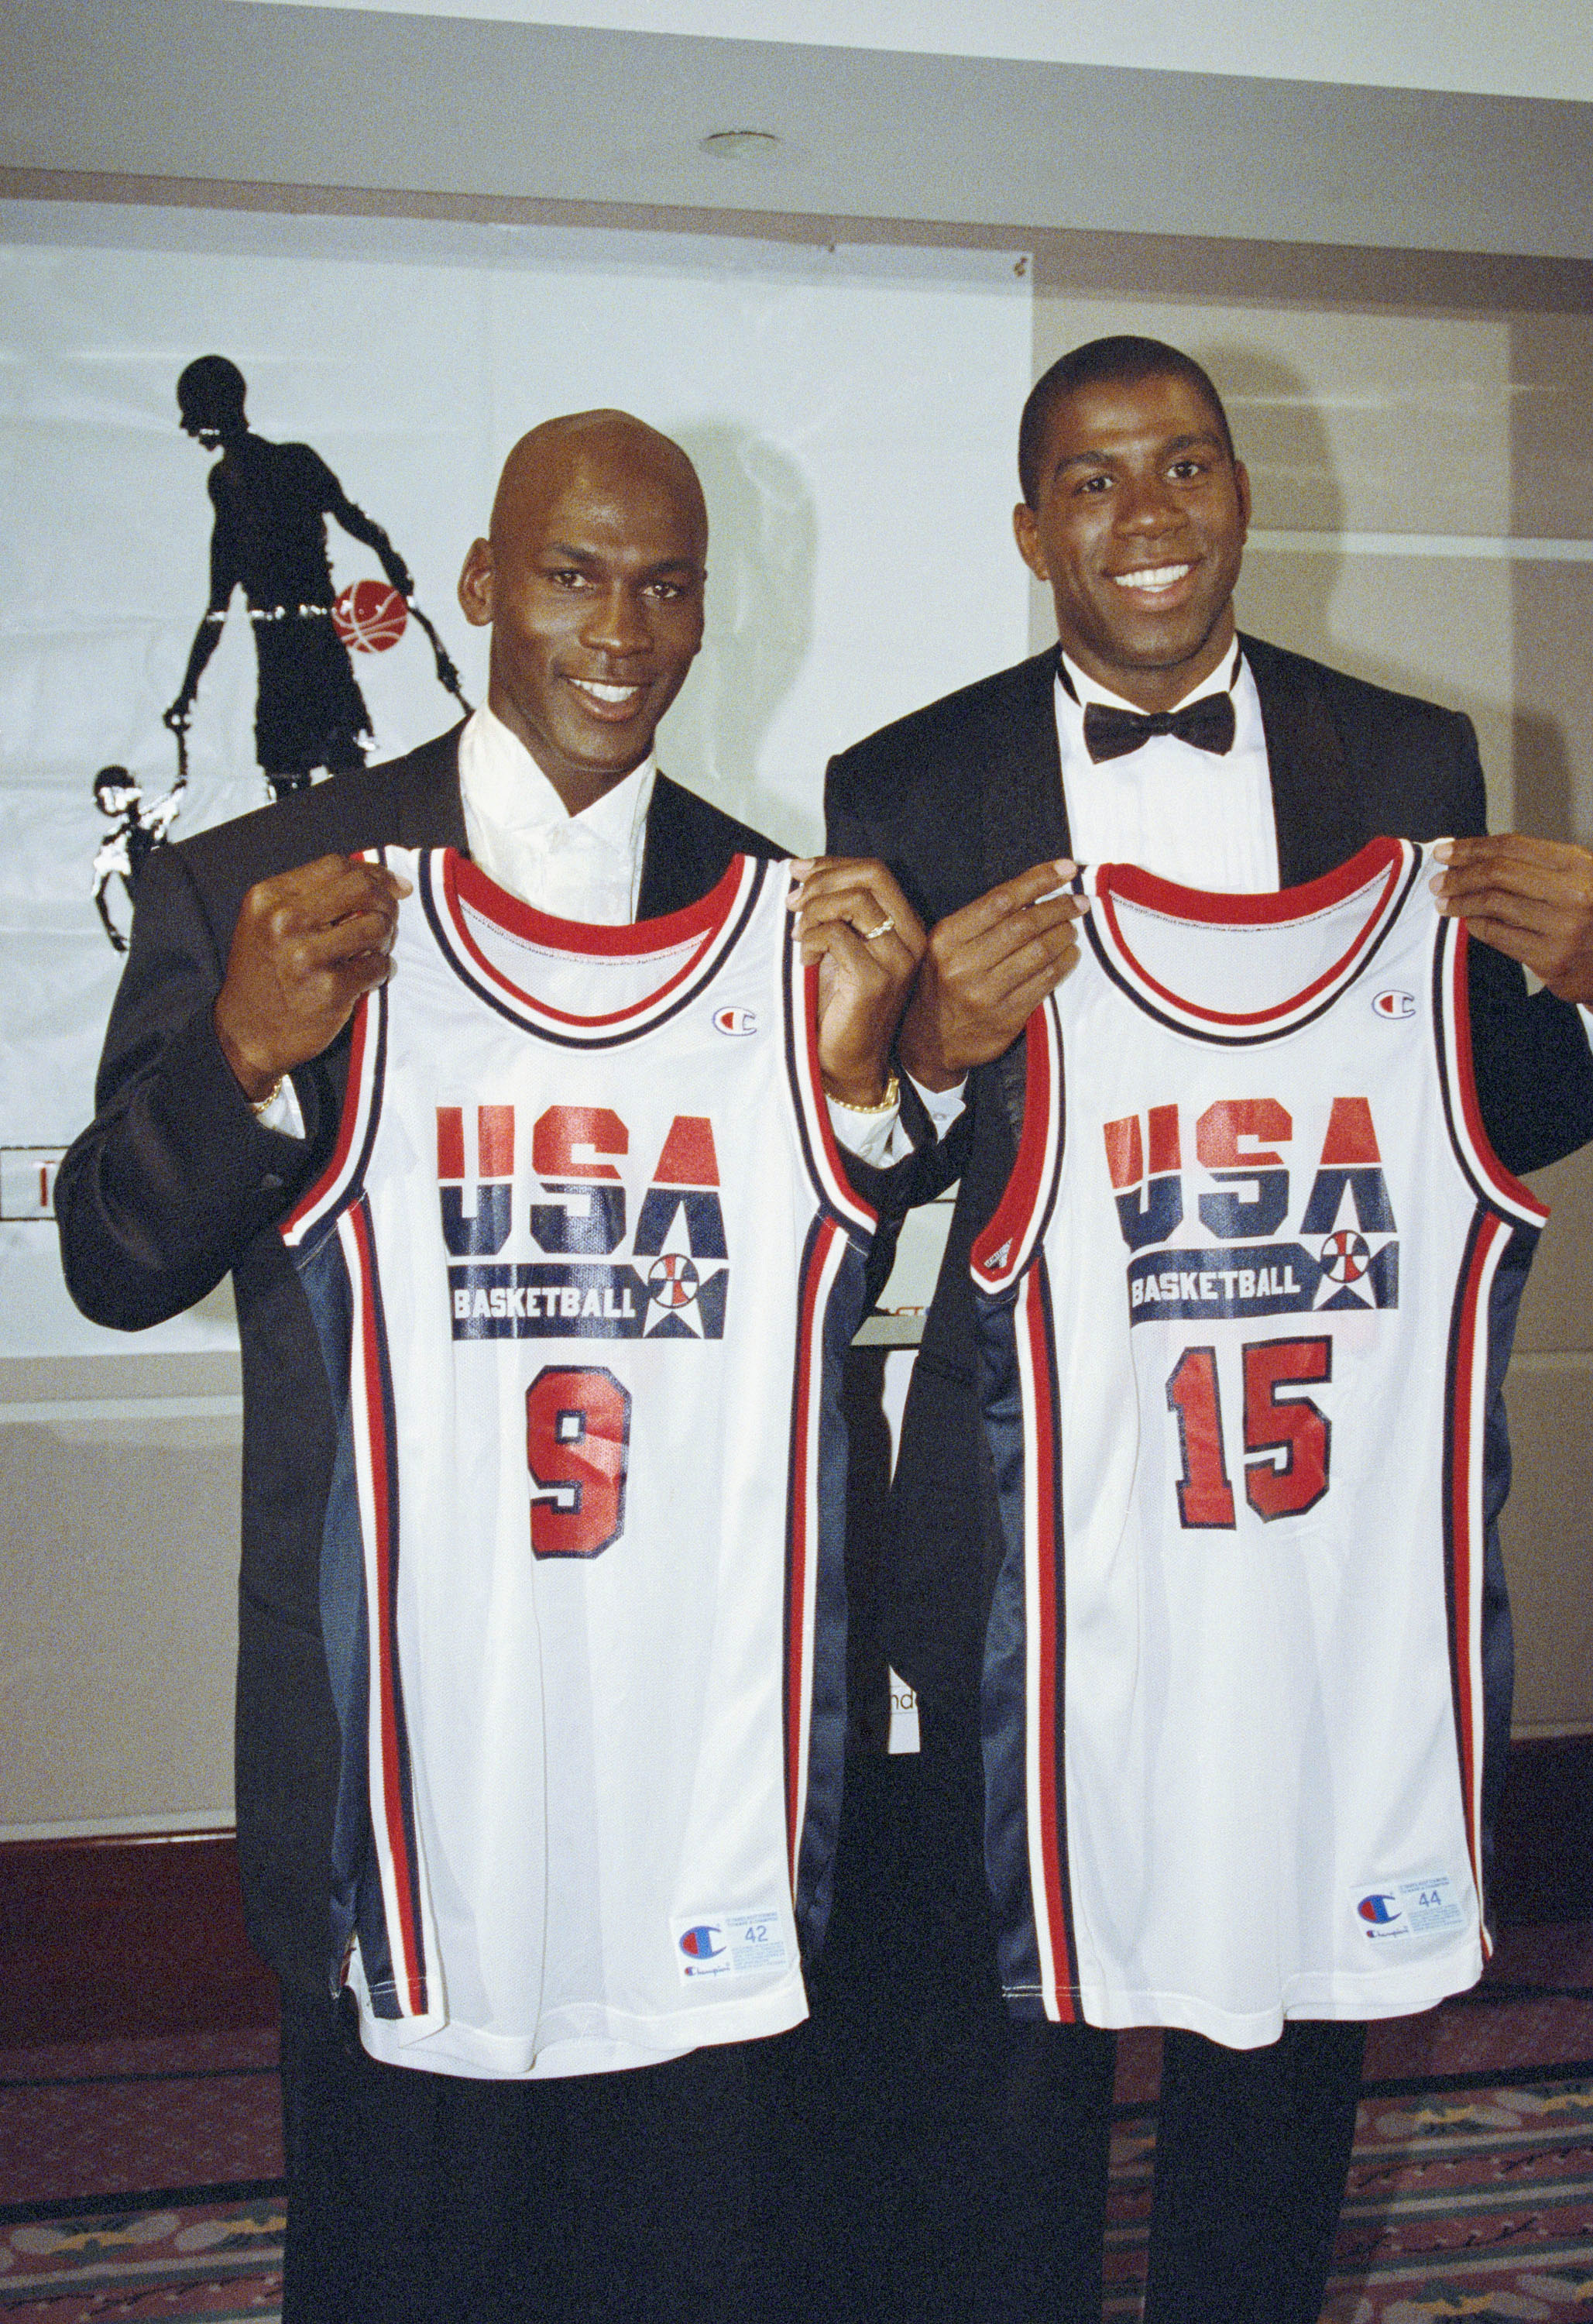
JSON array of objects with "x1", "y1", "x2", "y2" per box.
[
  {"x1": 441, "y1": 850, "x2": 748, "y2": 1028},
  {"x1": 1096, "y1": 836, "x2": 1406, "y2": 1027}
]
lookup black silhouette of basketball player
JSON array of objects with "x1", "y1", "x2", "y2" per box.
[
  {"x1": 164, "y1": 355, "x2": 417, "y2": 800},
  {"x1": 92, "y1": 765, "x2": 184, "y2": 951}
]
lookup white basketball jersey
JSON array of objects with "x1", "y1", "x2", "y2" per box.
[
  {"x1": 970, "y1": 838, "x2": 1544, "y2": 2047},
  {"x1": 282, "y1": 848, "x2": 873, "y2": 2078}
]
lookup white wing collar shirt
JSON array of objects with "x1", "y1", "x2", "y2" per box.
[
  {"x1": 461, "y1": 700, "x2": 653, "y2": 925},
  {"x1": 1055, "y1": 642, "x2": 1276, "y2": 891}
]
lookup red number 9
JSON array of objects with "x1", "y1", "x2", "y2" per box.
[{"x1": 524, "y1": 1366, "x2": 632, "y2": 1559}]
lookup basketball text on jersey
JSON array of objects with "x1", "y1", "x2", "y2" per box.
[
  {"x1": 970, "y1": 838, "x2": 1546, "y2": 2048},
  {"x1": 439, "y1": 1101, "x2": 730, "y2": 1339}
]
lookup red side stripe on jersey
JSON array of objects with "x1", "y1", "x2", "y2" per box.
[
  {"x1": 1439, "y1": 919, "x2": 1550, "y2": 1225},
  {"x1": 790, "y1": 956, "x2": 877, "y2": 1238},
  {"x1": 348, "y1": 1201, "x2": 428, "y2": 2014},
  {"x1": 973, "y1": 1002, "x2": 1059, "y2": 1288},
  {"x1": 784, "y1": 1213, "x2": 838, "y2": 1882},
  {"x1": 1444, "y1": 1208, "x2": 1498, "y2": 1929},
  {"x1": 1021, "y1": 1265, "x2": 1079, "y2": 2020},
  {"x1": 280, "y1": 986, "x2": 379, "y2": 1245}
]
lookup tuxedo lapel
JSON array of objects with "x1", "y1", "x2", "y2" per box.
[
  {"x1": 637, "y1": 775, "x2": 709, "y2": 916},
  {"x1": 1242, "y1": 634, "x2": 1361, "y2": 887},
  {"x1": 980, "y1": 649, "x2": 1072, "y2": 887},
  {"x1": 392, "y1": 724, "x2": 469, "y2": 852}
]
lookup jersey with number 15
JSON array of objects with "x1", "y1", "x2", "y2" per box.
[
  {"x1": 971, "y1": 837, "x2": 1543, "y2": 2049},
  {"x1": 282, "y1": 847, "x2": 873, "y2": 2079}
]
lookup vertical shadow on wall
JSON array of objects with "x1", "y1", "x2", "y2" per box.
[
  {"x1": 658, "y1": 421, "x2": 819, "y2": 852},
  {"x1": 1506, "y1": 312, "x2": 1587, "y2": 844},
  {"x1": 1200, "y1": 342, "x2": 1344, "y2": 676}
]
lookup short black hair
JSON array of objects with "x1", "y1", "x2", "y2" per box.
[{"x1": 1018, "y1": 335, "x2": 1236, "y2": 507}]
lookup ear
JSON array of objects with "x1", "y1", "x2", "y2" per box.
[
  {"x1": 1233, "y1": 459, "x2": 1252, "y2": 540},
  {"x1": 1012, "y1": 501, "x2": 1049, "y2": 583},
  {"x1": 457, "y1": 537, "x2": 494, "y2": 630}
]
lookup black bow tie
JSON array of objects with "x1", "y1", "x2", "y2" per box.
[{"x1": 1082, "y1": 689, "x2": 1237, "y2": 765}]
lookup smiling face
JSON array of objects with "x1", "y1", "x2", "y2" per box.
[
  {"x1": 458, "y1": 414, "x2": 707, "y2": 814},
  {"x1": 1013, "y1": 370, "x2": 1251, "y2": 714}
]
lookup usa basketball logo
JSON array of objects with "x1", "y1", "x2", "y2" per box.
[
  {"x1": 648, "y1": 1253, "x2": 699, "y2": 1308},
  {"x1": 713, "y1": 1007, "x2": 757, "y2": 1037},
  {"x1": 332, "y1": 578, "x2": 408, "y2": 652},
  {"x1": 1319, "y1": 1229, "x2": 1371, "y2": 1283},
  {"x1": 1372, "y1": 989, "x2": 1416, "y2": 1019}
]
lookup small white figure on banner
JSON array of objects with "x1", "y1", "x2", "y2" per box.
[{"x1": 91, "y1": 761, "x2": 185, "y2": 954}]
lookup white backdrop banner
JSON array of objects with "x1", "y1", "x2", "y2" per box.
[{"x1": 0, "y1": 200, "x2": 1032, "y2": 1356}]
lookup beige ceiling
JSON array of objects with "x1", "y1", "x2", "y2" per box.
[{"x1": 5, "y1": 0, "x2": 1591, "y2": 259}]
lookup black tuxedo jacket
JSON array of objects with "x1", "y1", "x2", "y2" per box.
[
  {"x1": 57, "y1": 725, "x2": 784, "y2": 1992},
  {"x1": 826, "y1": 635, "x2": 1593, "y2": 1703}
]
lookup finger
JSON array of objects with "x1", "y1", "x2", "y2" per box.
[
  {"x1": 791, "y1": 861, "x2": 923, "y2": 943},
  {"x1": 797, "y1": 915, "x2": 915, "y2": 986},
  {"x1": 931, "y1": 892, "x2": 1087, "y2": 982},
  {"x1": 1434, "y1": 883, "x2": 1569, "y2": 944},
  {"x1": 256, "y1": 861, "x2": 410, "y2": 940},
  {"x1": 939, "y1": 861, "x2": 1079, "y2": 938},
  {"x1": 1436, "y1": 834, "x2": 1572, "y2": 874},
  {"x1": 285, "y1": 906, "x2": 405, "y2": 973},
  {"x1": 795, "y1": 891, "x2": 924, "y2": 961},
  {"x1": 1455, "y1": 916, "x2": 1550, "y2": 969},
  {"x1": 972, "y1": 923, "x2": 1081, "y2": 1009}
]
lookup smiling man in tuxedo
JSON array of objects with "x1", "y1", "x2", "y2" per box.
[
  {"x1": 825, "y1": 335, "x2": 1593, "y2": 2324},
  {"x1": 59, "y1": 407, "x2": 915, "y2": 2324}
]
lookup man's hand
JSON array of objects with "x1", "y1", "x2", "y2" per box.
[
  {"x1": 896, "y1": 862, "x2": 1087, "y2": 1090},
  {"x1": 214, "y1": 855, "x2": 412, "y2": 1103},
  {"x1": 789, "y1": 858, "x2": 926, "y2": 1106},
  {"x1": 1433, "y1": 836, "x2": 1593, "y2": 1005}
]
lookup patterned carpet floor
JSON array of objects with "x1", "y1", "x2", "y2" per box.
[{"x1": 2, "y1": 1925, "x2": 1590, "y2": 2321}]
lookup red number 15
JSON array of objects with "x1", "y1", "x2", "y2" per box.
[
  {"x1": 1165, "y1": 1336, "x2": 1332, "y2": 1529},
  {"x1": 525, "y1": 1366, "x2": 632, "y2": 1559}
]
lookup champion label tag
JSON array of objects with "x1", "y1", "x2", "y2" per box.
[{"x1": 671, "y1": 1906, "x2": 790, "y2": 1982}]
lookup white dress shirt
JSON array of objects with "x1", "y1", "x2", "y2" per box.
[
  {"x1": 1055, "y1": 643, "x2": 1276, "y2": 890},
  {"x1": 262, "y1": 704, "x2": 900, "y2": 1160}
]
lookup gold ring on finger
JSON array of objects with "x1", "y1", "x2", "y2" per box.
[{"x1": 861, "y1": 915, "x2": 895, "y2": 942}]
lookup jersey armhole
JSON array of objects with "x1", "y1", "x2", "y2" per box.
[
  {"x1": 784, "y1": 948, "x2": 878, "y2": 1243},
  {"x1": 1433, "y1": 917, "x2": 1550, "y2": 1228},
  {"x1": 970, "y1": 1002, "x2": 1063, "y2": 1293}
]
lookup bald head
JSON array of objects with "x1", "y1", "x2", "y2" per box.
[
  {"x1": 489, "y1": 410, "x2": 707, "y2": 563},
  {"x1": 458, "y1": 407, "x2": 709, "y2": 814}
]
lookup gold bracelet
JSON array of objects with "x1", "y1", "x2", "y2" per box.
[
  {"x1": 249, "y1": 1074, "x2": 285, "y2": 1119},
  {"x1": 835, "y1": 1070, "x2": 900, "y2": 1116}
]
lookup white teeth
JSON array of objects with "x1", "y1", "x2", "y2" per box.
[
  {"x1": 1114, "y1": 564, "x2": 1192, "y2": 591},
  {"x1": 572, "y1": 679, "x2": 641, "y2": 703}
]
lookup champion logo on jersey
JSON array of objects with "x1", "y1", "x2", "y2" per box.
[
  {"x1": 1372, "y1": 989, "x2": 1416, "y2": 1019},
  {"x1": 1358, "y1": 1893, "x2": 1401, "y2": 1926},
  {"x1": 678, "y1": 1923, "x2": 725, "y2": 1961},
  {"x1": 713, "y1": 1006, "x2": 758, "y2": 1037}
]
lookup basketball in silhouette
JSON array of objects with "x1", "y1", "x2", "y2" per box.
[{"x1": 332, "y1": 579, "x2": 408, "y2": 652}]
